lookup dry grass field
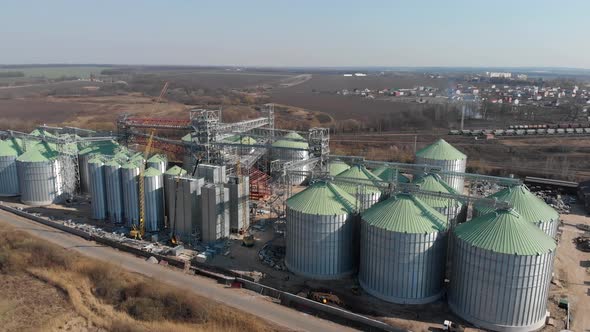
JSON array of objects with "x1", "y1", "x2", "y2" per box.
[{"x1": 0, "y1": 223, "x2": 275, "y2": 332}]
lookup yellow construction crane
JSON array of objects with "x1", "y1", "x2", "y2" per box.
[{"x1": 130, "y1": 129, "x2": 155, "y2": 239}]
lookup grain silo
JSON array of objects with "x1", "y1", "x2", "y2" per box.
[
  {"x1": 88, "y1": 156, "x2": 107, "y2": 220},
  {"x1": 104, "y1": 159, "x2": 124, "y2": 223},
  {"x1": 78, "y1": 141, "x2": 120, "y2": 193},
  {"x1": 413, "y1": 173, "x2": 466, "y2": 224},
  {"x1": 147, "y1": 154, "x2": 167, "y2": 174},
  {"x1": 121, "y1": 161, "x2": 141, "y2": 227},
  {"x1": 164, "y1": 165, "x2": 188, "y2": 221},
  {"x1": 200, "y1": 183, "x2": 230, "y2": 242},
  {"x1": 0, "y1": 138, "x2": 23, "y2": 196},
  {"x1": 16, "y1": 143, "x2": 61, "y2": 206},
  {"x1": 169, "y1": 176, "x2": 204, "y2": 243},
  {"x1": 144, "y1": 167, "x2": 164, "y2": 232},
  {"x1": 371, "y1": 166, "x2": 410, "y2": 184},
  {"x1": 328, "y1": 159, "x2": 350, "y2": 177},
  {"x1": 360, "y1": 193, "x2": 448, "y2": 304},
  {"x1": 415, "y1": 139, "x2": 466, "y2": 193},
  {"x1": 473, "y1": 184, "x2": 559, "y2": 238},
  {"x1": 334, "y1": 165, "x2": 382, "y2": 210},
  {"x1": 226, "y1": 175, "x2": 250, "y2": 232},
  {"x1": 449, "y1": 209, "x2": 556, "y2": 332},
  {"x1": 285, "y1": 181, "x2": 357, "y2": 280},
  {"x1": 272, "y1": 132, "x2": 309, "y2": 185}
]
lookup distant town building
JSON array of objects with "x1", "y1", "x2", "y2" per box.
[{"x1": 486, "y1": 72, "x2": 512, "y2": 79}]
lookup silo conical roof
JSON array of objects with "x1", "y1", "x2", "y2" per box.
[
  {"x1": 372, "y1": 166, "x2": 410, "y2": 183},
  {"x1": 454, "y1": 209, "x2": 555, "y2": 255},
  {"x1": 164, "y1": 165, "x2": 187, "y2": 176},
  {"x1": 474, "y1": 184, "x2": 559, "y2": 224},
  {"x1": 416, "y1": 139, "x2": 466, "y2": 160},
  {"x1": 88, "y1": 156, "x2": 104, "y2": 164},
  {"x1": 329, "y1": 160, "x2": 350, "y2": 176},
  {"x1": 413, "y1": 173, "x2": 462, "y2": 209},
  {"x1": 287, "y1": 181, "x2": 356, "y2": 215},
  {"x1": 121, "y1": 160, "x2": 141, "y2": 169},
  {"x1": 181, "y1": 133, "x2": 193, "y2": 142},
  {"x1": 79, "y1": 141, "x2": 119, "y2": 156},
  {"x1": 104, "y1": 159, "x2": 121, "y2": 167},
  {"x1": 144, "y1": 167, "x2": 162, "y2": 177},
  {"x1": 147, "y1": 154, "x2": 167, "y2": 163},
  {"x1": 335, "y1": 165, "x2": 382, "y2": 194},
  {"x1": 0, "y1": 140, "x2": 18, "y2": 157},
  {"x1": 272, "y1": 132, "x2": 309, "y2": 149},
  {"x1": 0, "y1": 137, "x2": 26, "y2": 156},
  {"x1": 29, "y1": 128, "x2": 56, "y2": 138},
  {"x1": 16, "y1": 143, "x2": 58, "y2": 162},
  {"x1": 362, "y1": 193, "x2": 447, "y2": 233}
]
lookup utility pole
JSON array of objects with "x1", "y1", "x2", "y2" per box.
[{"x1": 460, "y1": 104, "x2": 465, "y2": 131}]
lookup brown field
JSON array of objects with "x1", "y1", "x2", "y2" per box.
[{"x1": 0, "y1": 222, "x2": 274, "y2": 332}]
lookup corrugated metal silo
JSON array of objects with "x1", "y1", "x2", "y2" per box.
[
  {"x1": 169, "y1": 176, "x2": 204, "y2": 242},
  {"x1": 371, "y1": 166, "x2": 410, "y2": 184},
  {"x1": 413, "y1": 173, "x2": 466, "y2": 224},
  {"x1": 334, "y1": 165, "x2": 382, "y2": 210},
  {"x1": 88, "y1": 156, "x2": 107, "y2": 220},
  {"x1": 226, "y1": 175, "x2": 250, "y2": 232},
  {"x1": 164, "y1": 165, "x2": 188, "y2": 221},
  {"x1": 147, "y1": 154, "x2": 168, "y2": 174},
  {"x1": 144, "y1": 167, "x2": 164, "y2": 232},
  {"x1": 121, "y1": 161, "x2": 141, "y2": 227},
  {"x1": 272, "y1": 132, "x2": 309, "y2": 185},
  {"x1": 16, "y1": 143, "x2": 60, "y2": 206},
  {"x1": 0, "y1": 138, "x2": 23, "y2": 196},
  {"x1": 360, "y1": 193, "x2": 448, "y2": 304},
  {"x1": 449, "y1": 209, "x2": 556, "y2": 332},
  {"x1": 104, "y1": 159, "x2": 124, "y2": 223},
  {"x1": 285, "y1": 181, "x2": 357, "y2": 280},
  {"x1": 415, "y1": 139, "x2": 467, "y2": 193},
  {"x1": 328, "y1": 159, "x2": 350, "y2": 177},
  {"x1": 78, "y1": 141, "x2": 120, "y2": 193},
  {"x1": 200, "y1": 183, "x2": 230, "y2": 242},
  {"x1": 474, "y1": 184, "x2": 559, "y2": 238}
]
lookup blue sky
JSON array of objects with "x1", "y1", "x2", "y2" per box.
[{"x1": 1, "y1": 0, "x2": 589, "y2": 68}]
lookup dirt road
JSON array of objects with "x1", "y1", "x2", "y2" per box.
[{"x1": 0, "y1": 209, "x2": 357, "y2": 332}]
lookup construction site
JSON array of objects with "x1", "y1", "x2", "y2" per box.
[{"x1": 0, "y1": 103, "x2": 588, "y2": 332}]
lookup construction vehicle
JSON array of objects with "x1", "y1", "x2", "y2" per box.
[
  {"x1": 242, "y1": 233, "x2": 255, "y2": 247},
  {"x1": 308, "y1": 291, "x2": 344, "y2": 307},
  {"x1": 443, "y1": 320, "x2": 465, "y2": 332},
  {"x1": 130, "y1": 129, "x2": 155, "y2": 240}
]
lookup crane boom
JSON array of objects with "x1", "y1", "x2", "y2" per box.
[{"x1": 131, "y1": 129, "x2": 155, "y2": 239}]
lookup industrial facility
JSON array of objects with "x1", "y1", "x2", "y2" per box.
[{"x1": 0, "y1": 106, "x2": 566, "y2": 332}]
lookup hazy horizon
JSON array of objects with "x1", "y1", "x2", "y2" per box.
[{"x1": 2, "y1": 0, "x2": 589, "y2": 68}]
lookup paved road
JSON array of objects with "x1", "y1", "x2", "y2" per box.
[{"x1": 0, "y1": 210, "x2": 356, "y2": 332}]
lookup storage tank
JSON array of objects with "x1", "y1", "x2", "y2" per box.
[
  {"x1": 0, "y1": 138, "x2": 23, "y2": 196},
  {"x1": 88, "y1": 156, "x2": 107, "y2": 220},
  {"x1": 449, "y1": 209, "x2": 556, "y2": 332},
  {"x1": 371, "y1": 166, "x2": 410, "y2": 183},
  {"x1": 164, "y1": 165, "x2": 188, "y2": 221},
  {"x1": 104, "y1": 159, "x2": 124, "y2": 223},
  {"x1": 272, "y1": 132, "x2": 309, "y2": 185},
  {"x1": 200, "y1": 183, "x2": 230, "y2": 242},
  {"x1": 121, "y1": 161, "x2": 142, "y2": 227},
  {"x1": 16, "y1": 143, "x2": 62, "y2": 206},
  {"x1": 415, "y1": 139, "x2": 466, "y2": 193},
  {"x1": 328, "y1": 159, "x2": 350, "y2": 177},
  {"x1": 360, "y1": 193, "x2": 448, "y2": 304},
  {"x1": 413, "y1": 173, "x2": 466, "y2": 224},
  {"x1": 78, "y1": 141, "x2": 119, "y2": 194},
  {"x1": 144, "y1": 167, "x2": 164, "y2": 232},
  {"x1": 146, "y1": 154, "x2": 167, "y2": 174},
  {"x1": 285, "y1": 181, "x2": 357, "y2": 280},
  {"x1": 226, "y1": 175, "x2": 250, "y2": 232},
  {"x1": 334, "y1": 165, "x2": 382, "y2": 210},
  {"x1": 473, "y1": 184, "x2": 559, "y2": 238},
  {"x1": 169, "y1": 176, "x2": 204, "y2": 243}
]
